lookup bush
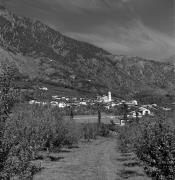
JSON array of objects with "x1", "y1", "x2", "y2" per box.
[
  {"x1": 0, "y1": 61, "x2": 37, "y2": 179},
  {"x1": 62, "y1": 120, "x2": 81, "y2": 147},
  {"x1": 0, "y1": 61, "x2": 81, "y2": 179},
  {"x1": 82, "y1": 122, "x2": 110, "y2": 141},
  {"x1": 1, "y1": 103, "x2": 81, "y2": 178},
  {"x1": 8, "y1": 104, "x2": 81, "y2": 151},
  {"x1": 117, "y1": 115, "x2": 175, "y2": 179},
  {"x1": 83, "y1": 123, "x2": 98, "y2": 140},
  {"x1": 98, "y1": 123, "x2": 110, "y2": 137}
]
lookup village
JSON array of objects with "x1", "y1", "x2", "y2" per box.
[{"x1": 29, "y1": 87, "x2": 172, "y2": 125}]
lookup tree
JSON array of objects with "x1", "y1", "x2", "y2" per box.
[
  {"x1": 122, "y1": 102, "x2": 128, "y2": 123},
  {"x1": 135, "y1": 116, "x2": 175, "y2": 179},
  {"x1": 0, "y1": 61, "x2": 17, "y2": 138},
  {"x1": 70, "y1": 105, "x2": 74, "y2": 120},
  {"x1": 0, "y1": 61, "x2": 18, "y2": 179},
  {"x1": 95, "y1": 102, "x2": 103, "y2": 126}
]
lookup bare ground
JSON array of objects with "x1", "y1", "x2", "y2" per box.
[{"x1": 34, "y1": 136, "x2": 151, "y2": 180}]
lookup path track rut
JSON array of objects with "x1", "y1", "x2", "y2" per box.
[{"x1": 34, "y1": 136, "x2": 151, "y2": 180}]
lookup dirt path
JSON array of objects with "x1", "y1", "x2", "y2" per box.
[{"x1": 34, "y1": 136, "x2": 151, "y2": 180}]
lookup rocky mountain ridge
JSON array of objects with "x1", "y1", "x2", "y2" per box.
[{"x1": 0, "y1": 5, "x2": 175, "y2": 99}]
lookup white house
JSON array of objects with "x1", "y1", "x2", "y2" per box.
[
  {"x1": 102, "y1": 95, "x2": 109, "y2": 103},
  {"x1": 120, "y1": 120, "x2": 126, "y2": 126},
  {"x1": 139, "y1": 107, "x2": 151, "y2": 116},
  {"x1": 49, "y1": 58, "x2": 54, "y2": 62},
  {"x1": 128, "y1": 111, "x2": 142, "y2": 118},
  {"x1": 101, "y1": 91, "x2": 112, "y2": 103},
  {"x1": 162, "y1": 107, "x2": 172, "y2": 111},
  {"x1": 126, "y1": 100, "x2": 138, "y2": 106},
  {"x1": 58, "y1": 102, "x2": 67, "y2": 108},
  {"x1": 29, "y1": 100, "x2": 48, "y2": 106},
  {"x1": 79, "y1": 102, "x2": 87, "y2": 105},
  {"x1": 111, "y1": 102, "x2": 117, "y2": 107},
  {"x1": 50, "y1": 101, "x2": 58, "y2": 106},
  {"x1": 29, "y1": 100, "x2": 36, "y2": 105},
  {"x1": 39, "y1": 87, "x2": 48, "y2": 91},
  {"x1": 35, "y1": 101, "x2": 42, "y2": 105},
  {"x1": 42, "y1": 102, "x2": 47, "y2": 106},
  {"x1": 52, "y1": 95, "x2": 60, "y2": 100}
]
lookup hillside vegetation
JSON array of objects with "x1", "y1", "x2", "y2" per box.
[{"x1": 0, "y1": 5, "x2": 175, "y2": 99}]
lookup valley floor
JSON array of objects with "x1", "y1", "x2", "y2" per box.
[
  {"x1": 34, "y1": 136, "x2": 151, "y2": 180},
  {"x1": 65, "y1": 114, "x2": 121, "y2": 124}
]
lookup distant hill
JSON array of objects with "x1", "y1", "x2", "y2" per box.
[
  {"x1": 165, "y1": 55, "x2": 175, "y2": 65},
  {"x1": 0, "y1": 5, "x2": 175, "y2": 100}
]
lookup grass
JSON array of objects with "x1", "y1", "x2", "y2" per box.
[
  {"x1": 1, "y1": 101, "x2": 112, "y2": 179},
  {"x1": 1, "y1": 103, "x2": 83, "y2": 179}
]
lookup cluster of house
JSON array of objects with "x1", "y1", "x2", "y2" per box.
[
  {"x1": 29, "y1": 88, "x2": 172, "y2": 119},
  {"x1": 29, "y1": 90, "x2": 114, "y2": 108},
  {"x1": 127, "y1": 103, "x2": 153, "y2": 118},
  {"x1": 97, "y1": 92, "x2": 153, "y2": 118}
]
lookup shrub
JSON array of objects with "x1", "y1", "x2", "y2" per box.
[
  {"x1": 62, "y1": 120, "x2": 81, "y2": 147},
  {"x1": 117, "y1": 114, "x2": 175, "y2": 179},
  {"x1": 83, "y1": 123, "x2": 98, "y2": 141},
  {"x1": 134, "y1": 117, "x2": 175, "y2": 179},
  {"x1": 0, "y1": 61, "x2": 37, "y2": 179},
  {"x1": 1, "y1": 103, "x2": 81, "y2": 179},
  {"x1": 0, "y1": 61, "x2": 81, "y2": 179},
  {"x1": 7, "y1": 104, "x2": 81, "y2": 151},
  {"x1": 82, "y1": 122, "x2": 110, "y2": 141},
  {"x1": 98, "y1": 123, "x2": 110, "y2": 137}
]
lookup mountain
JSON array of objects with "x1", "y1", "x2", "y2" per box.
[
  {"x1": 0, "y1": 5, "x2": 175, "y2": 100},
  {"x1": 165, "y1": 55, "x2": 175, "y2": 65}
]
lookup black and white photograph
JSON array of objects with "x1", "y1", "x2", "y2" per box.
[{"x1": 0, "y1": 0, "x2": 175, "y2": 179}]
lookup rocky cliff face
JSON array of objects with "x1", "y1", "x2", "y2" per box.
[{"x1": 0, "y1": 5, "x2": 174, "y2": 98}]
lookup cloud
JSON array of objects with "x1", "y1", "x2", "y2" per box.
[
  {"x1": 2, "y1": 0, "x2": 174, "y2": 60},
  {"x1": 66, "y1": 18, "x2": 175, "y2": 60},
  {"x1": 66, "y1": 32, "x2": 131, "y2": 53}
]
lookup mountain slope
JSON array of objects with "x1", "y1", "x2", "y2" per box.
[
  {"x1": 165, "y1": 55, "x2": 175, "y2": 65},
  {"x1": 0, "y1": 5, "x2": 175, "y2": 99}
]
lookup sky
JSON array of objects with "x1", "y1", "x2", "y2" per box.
[{"x1": 1, "y1": 0, "x2": 175, "y2": 60}]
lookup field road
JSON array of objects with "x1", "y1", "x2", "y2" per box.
[{"x1": 34, "y1": 136, "x2": 150, "y2": 180}]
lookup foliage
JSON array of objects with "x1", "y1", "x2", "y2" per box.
[
  {"x1": 117, "y1": 114, "x2": 175, "y2": 179},
  {"x1": 73, "y1": 104, "x2": 97, "y2": 116},
  {"x1": 134, "y1": 90, "x2": 175, "y2": 106},
  {"x1": 83, "y1": 123, "x2": 98, "y2": 141},
  {"x1": 9, "y1": 104, "x2": 80, "y2": 151},
  {"x1": 98, "y1": 123, "x2": 110, "y2": 137},
  {"x1": 0, "y1": 62, "x2": 35, "y2": 179},
  {"x1": 82, "y1": 122, "x2": 110, "y2": 141},
  {"x1": 1, "y1": 102, "x2": 81, "y2": 179},
  {"x1": 0, "y1": 62, "x2": 81, "y2": 179}
]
